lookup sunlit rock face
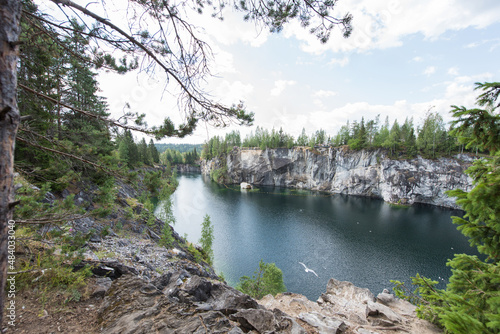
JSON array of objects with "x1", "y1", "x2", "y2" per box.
[{"x1": 201, "y1": 147, "x2": 473, "y2": 209}]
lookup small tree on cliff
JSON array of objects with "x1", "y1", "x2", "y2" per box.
[
  {"x1": 199, "y1": 214, "x2": 214, "y2": 265},
  {"x1": 392, "y1": 82, "x2": 500, "y2": 333},
  {"x1": 237, "y1": 260, "x2": 287, "y2": 299}
]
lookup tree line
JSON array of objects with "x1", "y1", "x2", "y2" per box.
[
  {"x1": 117, "y1": 130, "x2": 160, "y2": 167},
  {"x1": 160, "y1": 147, "x2": 199, "y2": 166},
  {"x1": 202, "y1": 111, "x2": 478, "y2": 160},
  {"x1": 155, "y1": 143, "x2": 203, "y2": 154}
]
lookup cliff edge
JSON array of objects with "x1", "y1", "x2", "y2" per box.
[{"x1": 201, "y1": 147, "x2": 474, "y2": 209}]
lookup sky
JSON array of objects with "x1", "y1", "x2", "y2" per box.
[{"x1": 94, "y1": 0, "x2": 500, "y2": 144}]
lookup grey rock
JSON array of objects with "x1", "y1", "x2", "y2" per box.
[
  {"x1": 92, "y1": 277, "x2": 112, "y2": 298},
  {"x1": 357, "y1": 329, "x2": 380, "y2": 334},
  {"x1": 298, "y1": 312, "x2": 347, "y2": 334},
  {"x1": 376, "y1": 292, "x2": 395, "y2": 305},
  {"x1": 230, "y1": 309, "x2": 278, "y2": 332},
  {"x1": 366, "y1": 301, "x2": 402, "y2": 326},
  {"x1": 98, "y1": 275, "x2": 305, "y2": 334},
  {"x1": 326, "y1": 278, "x2": 375, "y2": 305}
]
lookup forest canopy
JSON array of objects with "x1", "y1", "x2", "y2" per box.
[{"x1": 202, "y1": 111, "x2": 476, "y2": 160}]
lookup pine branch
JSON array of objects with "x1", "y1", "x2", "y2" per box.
[
  {"x1": 49, "y1": 0, "x2": 253, "y2": 129},
  {"x1": 22, "y1": 9, "x2": 129, "y2": 44},
  {"x1": 16, "y1": 135, "x2": 119, "y2": 176},
  {"x1": 50, "y1": 0, "x2": 207, "y2": 108},
  {"x1": 19, "y1": 83, "x2": 152, "y2": 134}
]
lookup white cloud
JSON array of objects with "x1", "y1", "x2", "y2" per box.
[
  {"x1": 447, "y1": 67, "x2": 459, "y2": 76},
  {"x1": 313, "y1": 90, "x2": 338, "y2": 98},
  {"x1": 424, "y1": 66, "x2": 437, "y2": 76},
  {"x1": 282, "y1": 0, "x2": 500, "y2": 55},
  {"x1": 412, "y1": 56, "x2": 424, "y2": 62},
  {"x1": 271, "y1": 80, "x2": 297, "y2": 96},
  {"x1": 329, "y1": 56, "x2": 350, "y2": 67},
  {"x1": 212, "y1": 47, "x2": 237, "y2": 74},
  {"x1": 212, "y1": 80, "x2": 254, "y2": 105},
  {"x1": 196, "y1": 10, "x2": 270, "y2": 47},
  {"x1": 291, "y1": 74, "x2": 492, "y2": 136},
  {"x1": 464, "y1": 38, "x2": 500, "y2": 51}
]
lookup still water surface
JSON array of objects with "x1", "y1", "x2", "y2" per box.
[{"x1": 162, "y1": 173, "x2": 478, "y2": 300}]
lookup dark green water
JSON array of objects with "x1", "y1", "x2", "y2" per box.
[{"x1": 164, "y1": 173, "x2": 478, "y2": 300}]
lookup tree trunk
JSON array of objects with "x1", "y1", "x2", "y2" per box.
[{"x1": 0, "y1": 1, "x2": 22, "y2": 327}]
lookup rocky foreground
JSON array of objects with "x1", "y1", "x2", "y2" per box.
[{"x1": 83, "y1": 228, "x2": 442, "y2": 334}]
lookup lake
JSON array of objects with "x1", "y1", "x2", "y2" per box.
[{"x1": 158, "y1": 173, "x2": 478, "y2": 301}]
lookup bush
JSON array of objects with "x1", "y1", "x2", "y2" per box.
[{"x1": 236, "y1": 260, "x2": 286, "y2": 299}]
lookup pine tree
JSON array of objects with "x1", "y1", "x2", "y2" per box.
[
  {"x1": 148, "y1": 139, "x2": 160, "y2": 164},
  {"x1": 138, "y1": 138, "x2": 151, "y2": 165},
  {"x1": 392, "y1": 82, "x2": 500, "y2": 333},
  {"x1": 296, "y1": 128, "x2": 309, "y2": 146},
  {"x1": 199, "y1": 214, "x2": 214, "y2": 265}
]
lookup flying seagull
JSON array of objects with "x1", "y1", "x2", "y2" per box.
[{"x1": 299, "y1": 262, "x2": 318, "y2": 277}]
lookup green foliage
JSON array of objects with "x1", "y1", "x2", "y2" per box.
[
  {"x1": 160, "y1": 146, "x2": 199, "y2": 165},
  {"x1": 187, "y1": 243, "x2": 203, "y2": 263},
  {"x1": 14, "y1": 180, "x2": 85, "y2": 223},
  {"x1": 14, "y1": 226, "x2": 93, "y2": 304},
  {"x1": 149, "y1": 139, "x2": 160, "y2": 163},
  {"x1": 236, "y1": 260, "x2": 287, "y2": 299},
  {"x1": 159, "y1": 222, "x2": 174, "y2": 248},
  {"x1": 92, "y1": 178, "x2": 118, "y2": 217},
  {"x1": 391, "y1": 82, "x2": 500, "y2": 333},
  {"x1": 210, "y1": 165, "x2": 228, "y2": 183},
  {"x1": 201, "y1": 111, "x2": 474, "y2": 159},
  {"x1": 142, "y1": 198, "x2": 156, "y2": 227},
  {"x1": 17, "y1": 2, "x2": 117, "y2": 185},
  {"x1": 143, "y1": 170, "x2": 163, "y2": 196},
  {"x1": 199, "y1": 214, "x2": 214, "y2": 265}
]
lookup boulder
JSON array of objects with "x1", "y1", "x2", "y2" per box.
[
  {"x1": 230, "y1": 309, "x2": 278, "y2": 332},
  {"x1": 240, "y1": 182, "x2": 252, "y2": 189},
  {"x1": 376, "y1": 290, "x2": 395, "y2": 305},
  {"x1": 92, "y1": 277, "x2": 112, "y2": 298},
  {"x1": 366, "y1": 301, "x2": 402, "y2": 327},
  {"x1": 298, "y1": 312, "x2": 347, "y2": 333}
]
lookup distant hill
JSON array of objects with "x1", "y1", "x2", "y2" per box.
[{"x1": 155, "y1": 143, "x2": 203, "y2": 154}]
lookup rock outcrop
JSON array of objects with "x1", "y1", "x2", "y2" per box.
[
  {"x1": 97, "y1": 273, "x2": 305, "y2": 333},
  {"x1": 201, "y1": 147, "x2": 474, "y2": 209},
  {"x1": 176, "y1": 163, "x2": 201, "y2": 173},
  {"x1": 260, "y1": 278, "x2": 442, "y2": 334},
  {"x1": 96, "y1": 271, "x2": 442, "y2": 334}
]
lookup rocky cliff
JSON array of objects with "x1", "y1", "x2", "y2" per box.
[
  {"x1": 201, "y1": 147, "x2": 474, "y2": 209},
  {"x1": 176, "y1": 163, "x2": 201, "y2": 173}
]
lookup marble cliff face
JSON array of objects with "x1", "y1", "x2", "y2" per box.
[{"x1": 201, "y1": 147, "x2": 474, "y2": 209}]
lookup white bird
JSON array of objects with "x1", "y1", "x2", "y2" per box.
[{"x1": 299, "y1": 262, "x2": 318, "y2": 277}]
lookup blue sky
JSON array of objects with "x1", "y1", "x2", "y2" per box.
[{"x1": 96, "y1": 0, "x2": 500, "y2": 144}]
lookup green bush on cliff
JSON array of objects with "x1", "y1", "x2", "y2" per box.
[
  {"x1": 210, "y1": 166, "x2": 228, "y2": 183},
  {"x1": 237, "y1": 260, "x2": 286, "y2": 299}
]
